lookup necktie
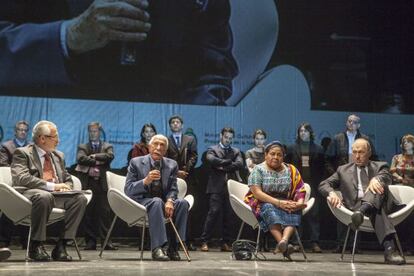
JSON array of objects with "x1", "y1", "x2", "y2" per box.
[
  {"x1": 43, "y1": 154, "x2": 56, "y2": 183},
  {"x1": 175, "y1": 136, "x2": 180, "y2": 148},
  {"x1": 360, "y1": 167, "x2": 369, "y2": 191}
]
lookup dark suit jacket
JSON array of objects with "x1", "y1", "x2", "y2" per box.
[
  {"x1": 11, "y1": 144, "x2": 73, "y2": 190},
  {"x1": 205, "y1": 144, "x2": 244, "y2": 194},
  {"x1": 167, "y1": 134, "x2": 198, "y2": 173},
  {"x1": 0, "y1": 0, "x2": 238, "y2": 105},
  {"x1": 319, "y1": 161, "x2": 392, "y2": 210},
  {"x1": 125, "y1": 154, "x2": 178, "y2": 202},
  {"x1": 76, "y1": 141, "x2": 114, "y2": 191},
  {"x1": 0, "y1": 139, "x2": 30, "y2": 166},
  {"x1": 325, "y1": 130, "x2": 378, "y2": 175},
  {"x1": 285, "y1": 141, "x2": 325, "y2": 195}
]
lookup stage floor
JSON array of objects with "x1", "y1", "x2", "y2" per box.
[{"x1": 1, "y1": 246, "x2": 413, "y2": 275}]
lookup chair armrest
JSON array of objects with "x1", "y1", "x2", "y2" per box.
[
  {"x1": 184, "y1": 195, "x2": 194, "y2": 211},
  {"x1": 0, "y1": 183, "x2": 32, "y2": 223},
  {"x1": 302, "y1": 197, "x2": 315, "y2": 215},
  {"x1": 107, "y1": 188, "x2": 147, "y2": 226},
  {"x1": 229, "y1": 194, "x2": 259, "y2": 229},
  {"x1": 389, "y1": 200, "x2": 414, "y2": 226}
]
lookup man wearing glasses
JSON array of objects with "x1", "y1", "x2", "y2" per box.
[
  {"x1": 0, "y1": 120, "x2": 30, "y2": 166},
  {"x1": 10, "y1": 120, "x2": 87, "y2": 261},
  {"x1": 0, "y1": 120, "x2": 30, "y2": 261}
]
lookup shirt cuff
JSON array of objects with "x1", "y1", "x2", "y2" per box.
[
  {"x1": 60, "y1": 21, "x2": 70, "y2": 58},
  {"x1": 45, "y1": 182, "x2": 56, "y2": 192}
]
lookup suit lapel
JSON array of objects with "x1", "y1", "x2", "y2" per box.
[
  {"x1": 30, "y1": 146, "x2": 43, "y2": 178},
  {"x1": 349, "y1": 164, "x2": 358, "y2": 191},
  {"x1": 179, "y1": 135, "x2": 189, "y2": 155},
  {"x1": 161, "y1": 158, "x2": 170, "y2": 191},
  {"x1": 141, "y1": 156, "x2": 151, "y2": 179},
  {"x1": 50, "y1": 152, "x2": 63, "y2": 183},
  {"x1": 169, "y1": 135, "x2": 179, "y2": 152}
]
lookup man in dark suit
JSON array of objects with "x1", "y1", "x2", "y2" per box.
[
  {"x1": 200, "y1": 127, "x2": 244, "y2": 252},
  {"x1": 166, "y1": 115, "x2": 198, "y2": 250},
  {"x1": 125, "y1": 134, "x2": 189, "y2": 261},
  {"x1": 319, "y1": 138, "x2": 405, "y2": 265},
  {"x1": 75, "y1": 122, "x2": 116, "y2": 251},
  {"x1": 325, "y1": 114, "x2": 378, "y2": 251},
  {"x1": 11, "y1": 120, "x2": 87, "y2": 261},
  {"x1": 0, "y1": 120, "x2": 30, "y2": 258}
]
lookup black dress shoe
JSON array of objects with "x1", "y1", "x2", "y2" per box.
[
  {"x1": 103, "y1": 242, "x2": 118, "y2": 251},
  {"x1": 351, "y1": 211, "x2": 364, "y2": 230},
  {"x1": 84, "y1": 241, "x2": 97, "y2": 250},
  {"x1": 29, "y1": 244, "x2": 50, "y2": 262},
  {"x1": 384, "y1": 251, "x2": 406, "y2": 265},
  {"x1": 152, "y1": 247, "x2": 169, "y2": 261},
  {"x1": 0, "y1": 248, "x2": 11, "y2": 261},
  {"x1": 186, "y1": 242, "x2": 197, "y2": 251},
  {"x1": 167, "y1": 248, "x2": 181, "y2": 261},
  {"x1": 51, "y1": 245, "x2": 72, "y2": 262}
]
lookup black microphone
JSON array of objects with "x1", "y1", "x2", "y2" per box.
[{"x1": 150, "y1": 160, "x2": 162, "y2": 197}]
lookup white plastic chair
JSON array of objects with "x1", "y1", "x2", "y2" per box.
[
  {"x1": 0, "y1": 166, "x2": 91, "y2": 261},
  {"x1": 327, "y1": 185, "x2": 414, "y2": 263},
  {"x1": 227, "y1": 179, "x2": 314, "y2": 261},
  {"x1": 99, "y1": 171, "x2": 194, "y2": 260}
]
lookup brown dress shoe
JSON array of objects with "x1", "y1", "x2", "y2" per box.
[
  {"x1": 221, "y1": 243, "x2": 232, "y2": 252},
  {"x1": 200, "y1": 243, "x2": 209, "y2": 252},
  {"x1": 311, "y1": 243, "x2": 322, "y2": 253}
]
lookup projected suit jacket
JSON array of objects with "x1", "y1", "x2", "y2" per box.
[{"x1": 0, "y1": 0, "x2": 239, "y2": 105}]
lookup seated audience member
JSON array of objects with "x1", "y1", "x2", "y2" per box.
[
  {"x1": 0, "y1": 120, "x2": 31, "y2": 259},
  {"x1": 125, "y1": 135, "x2": 189, "y2": 261},
  {"x1": 127, "y1": 123, "x2": 157, "y2": 164},
  {"x1": 390, "y1": 134, "x2": 414, "y2": 255},
  {"x1": 11, "y1": 120, "x2": 87, "y2": 261},
  {"x1": 245, "y1": 129, "x2": 267, "y2": 173},
  {"x1": 319, "y1": 138, "x2": 405, "y2": 265},
  {"x1": 245, "y1": 141, "x2": 306, "y2": 260}
]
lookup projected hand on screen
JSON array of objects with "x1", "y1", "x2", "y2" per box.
[{"x1": 66, "y1": 0, "x2": 151, "y2": 54}]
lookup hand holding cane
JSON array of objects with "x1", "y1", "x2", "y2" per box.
[{"x1": 168, "y1": 218, "x2": 191, "y2": 262}]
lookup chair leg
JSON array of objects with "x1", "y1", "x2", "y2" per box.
[
  {"x1": 394, "y1": 232, "x2": 406, "y2": 263},
  {"x1": 351, "y1": 230, "x2": 358, "y2": 263},
  {"x1": 341, "y1": 226, "x2": 351, "y2": 261},
  {"x1": 236, "y1": 222, "x2": 245, "y2": 241},
  {"x1": 25, "y1": 226, "x2": 32, "y2": 262},
  {"x1": 255, "y1": 227, "x2": 261, "y2": 256},
  {"x1": 140, "y1": 218, "x2": 146, "y2": 261},
  {"x1": 294, "y1": 228, "x2": 308, "y2": 261},
  {"x1": 99, "y1": 215, "x2": 117, "y2": 258},
  {"x1": 73, "y1": 239, "x2": 82, "y2": 260}
]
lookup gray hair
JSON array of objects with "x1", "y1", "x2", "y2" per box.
[
  {"x1": 32, "y1": 120, "x2": 56, "y2": 142},
  {"x1": 149, "y1": 134, "x2": 169, "y2": 148},
  {"x1": 15, "y1": 120, "x2": 30, "y2": 131}
]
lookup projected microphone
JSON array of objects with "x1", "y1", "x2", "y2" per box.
[{"x1": 120, "y1": 42, "x2": 137, "y2": 65}]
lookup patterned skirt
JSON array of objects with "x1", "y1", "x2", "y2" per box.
[{"x1": 258, "y1": 203, "x2": 301, "y2": 232}]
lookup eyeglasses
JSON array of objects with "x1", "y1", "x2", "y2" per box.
[
  {"x1": 16, "y1": 128, "x2": 28, "y2": 132},
  {"x1": 44, "y1": 135, "x2": 59, "y2": 139}
]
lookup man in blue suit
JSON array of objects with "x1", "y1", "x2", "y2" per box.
[{"x1": 125, "y1": 134, "x2": 189, "y2": 261}]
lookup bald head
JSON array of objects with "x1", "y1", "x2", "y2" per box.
[{"x1": 352, "y1": 138, "x2": 371, "y2": 167}]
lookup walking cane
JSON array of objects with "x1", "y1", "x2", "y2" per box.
[{"x1": 168, "y1": 218, "x2": 191, "y2": 262}]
